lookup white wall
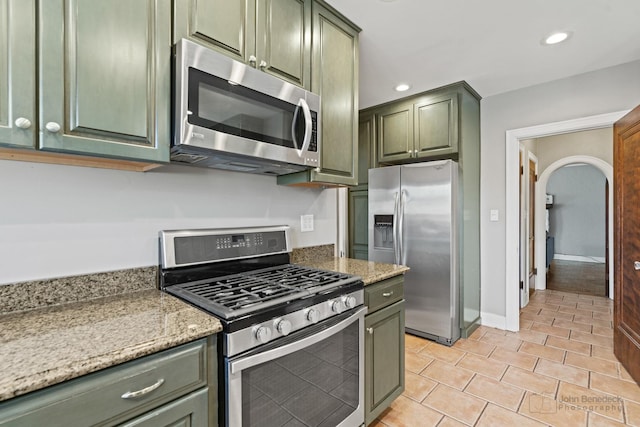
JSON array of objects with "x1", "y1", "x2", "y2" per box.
[
  {"x1": 536, "y1": 127, "x2": 613, "y2": 173},
  {"x1": 480, "y1": 59, "x2": 640, "y2": 320},
  {"x1": 0, "y1": 161, "x2": 337, "y2": 285}
]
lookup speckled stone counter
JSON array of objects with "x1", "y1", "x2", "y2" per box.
[
  {"x1": 296, "y1": 257, "x2": 409, "y2": 285},
  {"x1": 0, "y1": 271, "x2": 221, "y2": 402}
]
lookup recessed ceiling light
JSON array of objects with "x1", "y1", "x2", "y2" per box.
[
  {"x1": 542, "y1": 31, "x2": 572, "y2": 45},
  {"x1": 395, "y1": 83, "x2": 410, "y2": 92}
]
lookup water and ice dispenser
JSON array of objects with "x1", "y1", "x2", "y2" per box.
[{"x1": 373, "y1": 215, "x2": 394, "y2": 249}]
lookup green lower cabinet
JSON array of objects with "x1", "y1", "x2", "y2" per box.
[
  {"x1": 365, "y1": 294, "x2": 405, "y2": 425},
  {"x1": 120, "y1": 388, "x2": 208, "y2": 427},
  {"x1": 0, "y1": 339, "x2": 214, "y2": 427}
]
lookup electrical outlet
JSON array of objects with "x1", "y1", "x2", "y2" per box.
[{"x1": 301, "y1": 214, "x2": 314, "y2": 232}]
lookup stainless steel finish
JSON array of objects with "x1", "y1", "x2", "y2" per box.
[
  {"x1": 393, "y1": 191, "x2": 400, "y2": 265},
  {"x1": 173, "y1": 39, "x2": 321, "y2": 174},
  {"x1": 15, "y1": 118, "x2": 31, "y2": 129},
  {"x1": 635, "y1": 261, "x2": 640, "y2": 270},
  {"x1": 226, "y1": 307, "x2": 366, "y2": 427},
  {"x1": 382, "y1": 291, "x2": 394, "y2": 297},
  {"x1": 369, "y1": 160, "x2": 461, "y2": 345},
  {"x1": 225, "y1": 289, "x2": 364, "y2": 357},
  {"x1": 120, "y1": 379, "x2": 165, "y2": 399},
  {"x1": 369, "y1": 165, "x2": 401, "y2": 266},
  {"x1": 159, "y1": 225, "x2": 291, "y2": 269}
]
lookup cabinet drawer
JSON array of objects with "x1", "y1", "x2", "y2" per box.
[
  {"x1": 0, "y1": 339, "x2": 208, "y2": 427},
  {"x1": 365, "y1": 275, "x2": 404, "y2": 313}
]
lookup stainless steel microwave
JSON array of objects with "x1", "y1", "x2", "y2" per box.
[{"x1": 172, "y1": 39, "x2": 320, "y2": 176}]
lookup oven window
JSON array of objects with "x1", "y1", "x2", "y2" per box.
[
  {"x1": 187, "y1": 67, "x2": 307, "y2": 149},
  {"x1": 241, "y1": 321, "x2": 360, "y2": 427}
]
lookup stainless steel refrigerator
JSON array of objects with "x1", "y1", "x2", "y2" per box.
[{"x1": 368, "y1": 160, "x2": 460, "y2": 345}]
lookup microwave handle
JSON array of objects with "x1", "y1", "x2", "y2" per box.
[{"x1": 292, "y1": 98, "x2": 313, "y2": 157}]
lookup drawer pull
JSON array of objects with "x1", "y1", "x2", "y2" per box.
[
  {"x1": 382, "y1": 291, "x2": 394, "y2": 297},
  {"x1": 367, "y1": 327, "x2": 374, "y2": 335},
  {"x1": 121, "y1": 378, "x2": 165, "y2": 399}
]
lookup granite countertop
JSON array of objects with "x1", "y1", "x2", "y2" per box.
[
  {"x1": 295, "y1": 257, "x2": 409, "y2": 285},
  {"x1": 0, "y1": 283, "x2": 221, "y2": 402}
]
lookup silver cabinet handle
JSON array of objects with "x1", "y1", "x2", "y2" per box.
[
  {"x1": 120, "y1": 378, "x2": 165, "y2": 399},
  {"x1": 259, "y1": 60, "x2": 267, "y2": 70},
  {"x1": 15, "y1": 117, "x2": 32, "y2": 129},
  {"x1": 248, "y1": 55, "x2": 257, "y2": 67},
  {"x1": 635, "y1": 261, "x2": 640, "y2": 270},
  {"x1": 382, "y1": 291, "x2": 394, "y2": 297},
  {"x1": 45, "y1": 122, "x2": 61, "y2": 133},
  {"x1": 367, "y1": 327, "x2": 373, "y2": 335}
]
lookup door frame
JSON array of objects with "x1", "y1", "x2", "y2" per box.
[{"x1": 504, "y1": 110, "x2": 628, "y2": 331}]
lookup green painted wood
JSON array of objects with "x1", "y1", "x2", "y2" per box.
[
  {"x1": 365, "y1": 299, "x2": 405, "y2": 425},
  {"x1": 119, "y1": 389, "x2": 209, "y2": 427},
  {"x1": 376, "y1": 102, "x2": 413, "y2": 163},
  {"x1": 0, "y1": 0, "x2": 36, "y2": 149},
  {"x1": 414, "y1": 92, "x2": 458, "y2": 158},
  {"x1": 174, "y1": 0, "x2": 251, "y2": 62},
  {"x1": 358, "y1": 111, "x2": 376, "y2": 185},
  {"x1": 0, "y1": 339, "x2": 210, "y2": 427},
  {"x1": 279, "y1": 1, "x2": 359, "y2": 186},
  {"x1": 38, "y1": 0, "x2": 170, "y2": 163},
  {"x1": 174, "y1": 0, "x2": 309, "y2": 89},
  {"x1": 348, "y1": 187, "x2": 368, "y2": 260},
  {"x1": 364, "y1": 275, "x2": 404, "y2": 313},
  {"x1": 256, "y1": 0, "x2": 310, "y2": 88}
]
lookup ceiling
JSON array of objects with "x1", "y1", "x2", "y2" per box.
[{"x1": 327, "y1": 0, "x2": 640, "y2": 109}]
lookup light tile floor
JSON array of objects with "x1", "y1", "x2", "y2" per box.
[{"x1": 372, "y1": 290, "x2": 640, "y2": 427}]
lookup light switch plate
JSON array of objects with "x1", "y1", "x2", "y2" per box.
[
  {"x1": 301, "y1": 214, "x2": 314, "y2": 232},
  {"x1": 490, "y1": 209, "x2": 499, "y2": 222}
]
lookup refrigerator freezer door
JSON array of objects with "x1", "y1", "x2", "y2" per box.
[
  {"x1": 369, "y1": 166, "x2": 401, "y2": 264},
  {"x1": 401, "y1": 161, "x2": 459, "y2": 344}
]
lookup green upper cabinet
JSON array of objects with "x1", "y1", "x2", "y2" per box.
[
  {"x1": 174, "y1": 0, "x2": 311, "y2": 89},
  {"x1": 0, "y1": 1, "x2": 36, "y2": 149},
  {"x1": 37, "y1": 0, "x2": 171, "y2": 163},
  {"x1": 375, "y1": 82, "x2": 475, "y2": 164},
  {"x1": 375, "y1": 102, "x2": 413, "y2": 163},
  {"x1": 278, "y1": 0, "x2": 360, "y2": 187}
]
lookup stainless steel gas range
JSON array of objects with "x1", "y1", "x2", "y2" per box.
[{"x1": 159, "y1": 226, "x2": 365, "y2": 427}]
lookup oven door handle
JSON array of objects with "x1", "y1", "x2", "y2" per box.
[{"x1": 230, "y1": 306, "x2": 367, "y2": 374}]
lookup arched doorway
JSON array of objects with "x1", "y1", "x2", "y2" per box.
[{"x1": 535, "y1": 157, "x2": 612, "y2": 296}]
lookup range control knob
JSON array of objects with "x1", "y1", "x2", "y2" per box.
[
  {"x1": 306, "y1": 309, "x2": 320, "y2": 324},
  {"x1": 255, "y1": 326, "x2": 272, "y2": 343},
  {"x1": 276, "y1": 319, "x2": 292, "y2": 336},
  {"x1": 343, "y1": 296, "x2": 358, "y2": 309},
  {"x1": 331, "y1": 300, "x2": 345, "y2": 314}
]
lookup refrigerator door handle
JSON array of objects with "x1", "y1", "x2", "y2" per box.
[
  {"x1": 393, "y1": 192, "x2": 400, "y2": 264},
  {"x1": 399, "y1": 189, "x2": 407, "y2": 264}
]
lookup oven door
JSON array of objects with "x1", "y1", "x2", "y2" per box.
[{"x1": 225, "y1": 307, "x2": 366, "y2": 427}]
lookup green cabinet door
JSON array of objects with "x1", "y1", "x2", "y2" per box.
[
  {"x1": 0, "y1": 0, "x2": 36, "y2": 149},
  {"x1": 348, "y1": 188, "x2": 368, "y2": 260},
  {"x1": 376, "y1": 102, "x2": 413, "y2": 163},
  {"x1": 174, "y1": 0, "x2": 310, "y2": 88},
  {"x1": 358, "y1": 111, "x2": 376, "y2": 184},
  {"x1": 414, "y1": 92, "x2": 459, "y2": 159},
  {"x1": 278, "y1": 1, "x2": 359, "y2": 187},
  {"x1": 365, "y1": 300, "x2": 405, "y2": 425},
  {"x1": 38, "y1": 0, "x2": 171, "y2": 163}
]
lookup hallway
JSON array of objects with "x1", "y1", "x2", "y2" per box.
[
  {"x1": 372, "y1": 290, "x2": 639, "y2": 426},
  {"x1": 546, "y1": 260, "x2": 607, "y2": 297}
]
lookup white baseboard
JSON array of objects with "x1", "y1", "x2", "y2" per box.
[
  {"x1": 553, "y1": 254, "x2": 605, "y2": 263},
  {"x1": 481, "y1": 312, "x2": 507, "y2": 331}
]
